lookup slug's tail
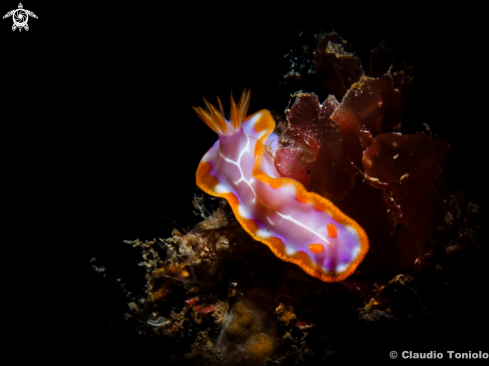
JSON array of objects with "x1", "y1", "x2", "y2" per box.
[{"x1": 193, "y1": 89, "x2": 251, "y2": 136}]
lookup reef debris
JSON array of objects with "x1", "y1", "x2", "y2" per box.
[{"x1": 123, "y1": 198, "x2": 486, "y2": 363}]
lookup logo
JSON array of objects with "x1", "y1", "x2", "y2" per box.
[{"x1": 3, "y1": 3, "x2": 37, "y2": 32}]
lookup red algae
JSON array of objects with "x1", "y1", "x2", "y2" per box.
[
  {"x1": 276, "y1": 93, "x2": 357, "y2": 199},
  {"x1": 194, "y1": 304, "x2": 218, "y2": 315},
  {"x1": 361, "y1": 133, "x2": 450, "y2": 271},
  {"x1": 274, "y1": 32, "x2": 448, "y2": 274},
  {"x1": 331, "y1": 75, "x2": 398, "y2": 167}
]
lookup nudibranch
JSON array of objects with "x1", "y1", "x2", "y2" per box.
[{"x1": 193, "y1": 90, "x2": 369, "y2": 282}]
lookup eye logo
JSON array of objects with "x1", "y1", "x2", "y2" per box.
[{"x1": 3, "y1": 3, "x2": 37, "y2": 32}]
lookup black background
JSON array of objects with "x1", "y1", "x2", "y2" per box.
[{"x1": 3, "y1": 2, "x2": 487, "y2": 363}]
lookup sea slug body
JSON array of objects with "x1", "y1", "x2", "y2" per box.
[{"x1": 193, "y1": 90, "x2": 369, "y2": 282}]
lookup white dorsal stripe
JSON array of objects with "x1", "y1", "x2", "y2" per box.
[{"x1": 275, "y1": 211, "x2": 330, "y2": 245}]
